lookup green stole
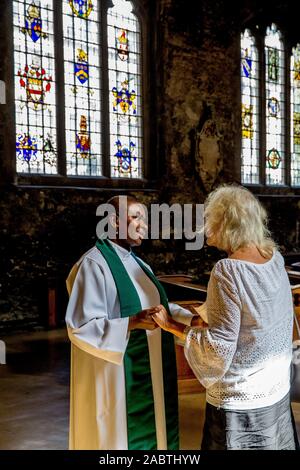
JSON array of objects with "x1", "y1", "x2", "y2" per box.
[{"x1": 96, "y1": 239, "x2": 179, "y2": 450}]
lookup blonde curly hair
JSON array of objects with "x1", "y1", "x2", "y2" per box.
[{"x1": 204, "y1": 184, "x2": 276, "y2": 257}]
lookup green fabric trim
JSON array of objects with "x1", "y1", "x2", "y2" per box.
[
  {"x1": 131, "y1": 253, "x2": 179, "y2": 450},
  {"x1": 95, "y1": 239, "x2": 157, "y2": 450}
]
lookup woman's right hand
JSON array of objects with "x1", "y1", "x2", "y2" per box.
[
  {"x1": 152, "y1": 305, "x2": 187, "y2": 341},
  {"x1": 128, "y1": 307, "x2": 160, "y2": 331},
  {"x1": 152, "y1": 305, "x2": 173, "y2": 331}
]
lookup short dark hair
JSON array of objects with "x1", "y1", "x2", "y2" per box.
[{"x1": 106, "y1": 195, "x2": 138, "y2": 216}]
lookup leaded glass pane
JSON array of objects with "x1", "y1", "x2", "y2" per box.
[
  {"x1": 265, "y1": 24, "x2": 285, "y2": 185},
  {"x1": 241, "y1": 29, "x2": 260, "y2": 184},
  {"x1": 107, "y1": 0, "x2": 143, "y2": 178},
  {"x1": 291, "y1": 44, "x2": 300, "y2": 186},
  {"x1": 63, "y1": 0, "x2": 102, "y2": 176},
  {"x1": 13, "y1": 1, "x2": 57, "y2": 174}
]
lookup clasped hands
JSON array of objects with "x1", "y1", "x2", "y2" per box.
[
  {"x1": 128, "y1": 305, "x2": 168, "y2": 332},
  {"x1": 128, "y1": 304, "x2": 205, "y2": 334}
]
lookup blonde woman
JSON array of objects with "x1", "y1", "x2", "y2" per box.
[{"x1": 153, "y1": 184, "x2": 299, "y2": 450}]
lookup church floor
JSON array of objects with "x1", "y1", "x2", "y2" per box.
[{"x1": 0, "y1": 328, "x2": 299, "y2": 450}]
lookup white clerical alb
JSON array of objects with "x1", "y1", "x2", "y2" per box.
[{"x1": 66, "y1": 242, "x2": 194, "y2": 450}]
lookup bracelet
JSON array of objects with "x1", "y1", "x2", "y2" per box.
[{"x1": 183, "y1": 325, "x2": 191, "y2": 339}]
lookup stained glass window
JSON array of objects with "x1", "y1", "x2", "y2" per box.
[
  {"x1": 107, "y1": 0, "x2": 142, "y2": 178},
  {"x1": 63, "y1": 0, "x2": 102, "y2": 176},
  {"x1": 13, "y1": 0, "x2": 144, "y2": 180},
  {"x1": 291, "y1": 44, "x2": 300, "y2": 186},
  {"x1": 240, "y1": 24, "x2": 300, "y2": 187},
  {"x1": 14, "y1": 0, "x2": 57, "y2": 174},
  {"x1": 241, "y1": 29, "x2": 260, "y2": 184},
  {"x1": 265, "y1": 24, "x2": 285, "y2": 185}
]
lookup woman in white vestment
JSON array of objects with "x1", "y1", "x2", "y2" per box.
[
  {"x1": 153, "y1": 184, "x2": 299, "y2": 450},
  {"x1": 66, "y1": 195, "x2": 203, "y2": 450}
]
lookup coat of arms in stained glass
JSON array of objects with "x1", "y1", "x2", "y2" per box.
[
  {"x1": 241, "y1": 105, "x2": 253, "y2": 139},
  {"x1": 241, "y1": 48, "x2": 252, "y2": 78},
  {"x1": 112, "y1": 79, "x2": 136, "y2": 116},
  {"x1": 114, "y1": 139, "x2": 137, "y2": 175},
  {"x1": 18, "y1": 61, "x2": 52, "y2": 110},
  {"x1": 74, "y1": 49, "x2": 89, "y2": 85},
  {"x1": 21, "y1": 2, "x2": 47, "y2": 42},
  {"x1": 76, "y1": 115, "x2": 91, "y2": 158},
  {"x1": 69, "y1": 0, "x2": 93, "y2": 19},
  {"x1": 16, "y1": 134, "x2": 38, "y2": 163},
  {"x1": 267, "y1": 148, "x2": 282, "y2": 169},
  {"x1": 268, "y1": 97, "x2": 280, "y2": 117},
  {"x1": 116, "y1": 29, "x2": 129, "y2": 61}
]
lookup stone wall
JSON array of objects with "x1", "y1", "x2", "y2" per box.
[
  {"x1": 0, "y1": 187, "x2": 158, "y2": 327},
  {"x1": 0, "y1": 0, "x2": 300, "y2": 329},
  {"x1": 157, "y1": 0, "x2": 241, "y2": 199}
]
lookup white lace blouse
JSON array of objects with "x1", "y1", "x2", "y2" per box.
[{"x1": 184, "y1": 251, "x2": 294, "y2": 410}]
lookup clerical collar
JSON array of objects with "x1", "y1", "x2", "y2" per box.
[{"x1": 108, "y1": 240, "x2": 132, "y2": 260}]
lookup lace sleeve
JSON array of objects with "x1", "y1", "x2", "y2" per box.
[{"x1": 184, "y1": 262, "x2": 241, "y2": 388}]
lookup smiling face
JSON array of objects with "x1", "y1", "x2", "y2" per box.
[
  {"x1": 126, "y1": 201, "x2": 147, "y2": 247},
  {"x1": 110, "y1": 198, "x2": 147, "y2": 249}
]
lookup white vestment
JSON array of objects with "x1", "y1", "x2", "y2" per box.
[{"x1": 65, "y1": 242, "x2": 193, "y2": 450}]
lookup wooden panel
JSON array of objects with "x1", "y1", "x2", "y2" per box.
[
  {"x1": 158, "y1": 275, "x2": 207, "y2": 302},
  {"x1": 178, "y1": 378, "x2": 204, "y2": 394}
]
